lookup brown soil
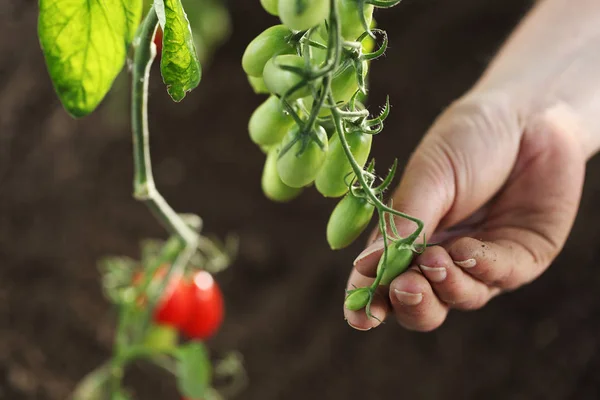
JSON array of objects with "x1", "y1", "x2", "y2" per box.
[{"x1": 2, "y1": 0, "x2": 600, "y2": 399}]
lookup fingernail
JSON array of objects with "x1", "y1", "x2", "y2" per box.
[
  {"x1": 454, "y1": 258, "x2": 476, "y2": 268},
  {"x1": 346, "y1": 319, "x2": 372, "y2": 331},
  {"x1": 394, "y1": 290, "x2": 423, "y2": 305},
  {"x1": 419, "y1": 265, "x2": 447, "y2": 282},
  {"x1": 353, "y1": 238, "x2": 385, "y2": 266}
]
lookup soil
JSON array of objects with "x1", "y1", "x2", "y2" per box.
[{"x1": 2, "y1": 0, "x2": 600, "y2": 399}]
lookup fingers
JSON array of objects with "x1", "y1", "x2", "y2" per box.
[
  {"x1": 416, "y1": 244, "x2": 499, "y2": 310},
  {"x1": 354, "y1": 96, "x2": 521, "y2": 277},
  {"x1": 388, "y1": 268, "x2": 449, "y2": 332}
]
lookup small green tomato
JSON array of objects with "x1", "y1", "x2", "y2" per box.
[
  {"x1": 242, "y1": 25, "x2": 295, "y2": 77},
  {"x1": 249, "y1": 95, "x2": 295, "y2": 146},
  {"x1": 326, "y1": 192, "x2": 375, "y2": 250},
  {"x1": 279, "y1": 0, "x2": 330, "y2": 31},
  {"x1": 262, "y1": 146, "x2": 304, "y2": 202},
  {"x1": 377, "y1": 244, "x2": 415, "y2": 286},
  {"x1": 261, "y1": 0, "x2": 280, "y2": 15},
  {"x1": 344, "y1": 287, "x2": 371, "y2": 311},
  {"x1": 263, "y1": 54, "x2": 314, "y2": 101},
  {"x1": 276, "y1": 124, "x2": 329, "y2": 188},
  {"x1": 315, "y1": 130, "x2": 372, "y2": 198}
]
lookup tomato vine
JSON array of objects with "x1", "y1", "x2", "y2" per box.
[
  {"x1": 38, "y1": 0, "x2": 242, "y2": 398},
  {"x1": 244, "y1": 0, "x2": 427, "y2": 317}
]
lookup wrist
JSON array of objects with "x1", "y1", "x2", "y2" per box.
[{"x1": 468, "y1": 0, "x2": 600, "y2": 160}]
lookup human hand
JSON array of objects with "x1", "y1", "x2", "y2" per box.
[{"x1": 344, "y1": 0, "x2": 600, "y2": 331}]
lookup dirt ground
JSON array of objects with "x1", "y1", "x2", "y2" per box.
[{"x1": 3, "y1": 0, "x2": 600, "y2": 399}]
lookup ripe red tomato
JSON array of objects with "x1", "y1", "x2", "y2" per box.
[
  {"x1": 181, "y1": 271, "x2": 224, "y2": 340},
  {"x1": 133, "y1": 266, "x2": 193, "y2": 331}
]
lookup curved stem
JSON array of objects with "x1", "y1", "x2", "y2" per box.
[
  {"x1": 131, "y1": 7, "x2": 199, "y2": 248},
  {"x1": 106, "y1": 6, "x2": 204, "y2": 395}
]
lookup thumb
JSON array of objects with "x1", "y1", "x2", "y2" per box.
[{"x1": 353, "y1": 94, "x2": 522, "y2": 276}]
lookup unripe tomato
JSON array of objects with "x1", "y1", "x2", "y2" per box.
[
  {"x1": 330, "y1": 60, "x2": 368, "y2": 104},
  {"x1": 315, "y1": 130, "x2": 372, "y2": 198},
  {"x1": 326, "y1": 192, "x2": 374, "y2": 250},
  {"x1": 276, "y1": 124, "x2": 328, "y2": 188},
  {"x1": 249, "y1": 95, "x2": 295, "y2": 146},
  {"x1": 337, "y1": 0, "x2": 374, "y2": 41},
  {"x1": 263, "y1": 54, "x2": 314, "y2": 101},
  {"x1": 262, "y1": 146, "x2": 303, "y2": 202},
  {"x1": 302, "y1": 61, "x2": 368, "y2": 116},
  {"x1": 133, "y1": 266, "x2": 193, "y2": 331},
  {"x1": 278, "y1": 0, "x2": 330, "y2": 31},
  {"x1": 261, "y1": 0, "x2": 279, "y2": 15},
  {"x1": 344, "y1": 288, "x2": 370, "y2": 311},
  {"x1": 181, "y1": 271, "x2": 224, "y2": 340},
  {"x1": 248, "y1": 75, "x2": 270, "y2": 95},
  {"x1": 242, "y1": 25, "x2": 295, "y2": 77},
  {"x1": 376, "y1": 244, "x2": 414, "y2": 285}
]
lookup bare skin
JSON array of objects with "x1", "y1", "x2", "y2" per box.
[{"x1": 344, "y1": 0, "x2": 600, "y2": 331}]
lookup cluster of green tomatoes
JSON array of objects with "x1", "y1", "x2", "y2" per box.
[{"x1": 242, "y1": 0, "x2": 423, "y2": 314}]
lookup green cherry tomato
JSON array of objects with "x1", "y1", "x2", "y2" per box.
[
  {"x1": 315, "y1": 130, "x2": 372, "y2": 198},
  {"x1": 276, "y1": 124, "x2": 329, "y2": 188},
  {"x1": 377, "y1": 244, "x2": 415, "y2": 286},
  {"x1": 263, "y1": 54, "x2": 313, "y2": 100},
  {"x1": 326, "y1": 192, "x2": 375, "y2": 250},
  {"x1": 302, "y1": 61, "x2": 368, "y2": 116},
  {"x1": 249, "y1": 95, "x2": 295, "y2": 146},
  {"x1": 331, "y1": 60, "x2": 368, "y2": 104},
  {"x1": 262, "y1": 146, "x2": 304, "y2": 202},
  {"x1": 278, "y1": 0, "x2": 330, "y2": 31},
  {"x1": 344, "y1": 287, "x2": 371, "y2": 311},
  {"x1": 242, "y1": 25, "x2": 295, "y2": 77},
  {"x1": 338, "y1": 0, "x2": 374, "y2": 41},
  {"x1": 248, "y1": 75, "x2": 270, "y2": 95},
  {"x1": 261, "y1": 0, "x2": 280, "y2": 15}
]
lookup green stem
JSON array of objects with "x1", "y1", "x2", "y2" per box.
[
  {"x1": 131, "y1": 7, "x2": 199, "y2": 248},
  {"x1": 106, "y1": 6, "x2": 204, "y2": 395},
  {"x1": 319, "y1": 0, "x2": 423, "y2": 293}
]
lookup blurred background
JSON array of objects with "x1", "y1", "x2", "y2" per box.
[{"x1": 3, "y1": 0, "x2": 600, "y2": 398}]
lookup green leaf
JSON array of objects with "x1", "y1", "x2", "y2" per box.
[
  {"x1": 176, "y1": 341, "x2": 212, "y2": 398},
  {"x1": 154, "y1": 0, "x2": 202, "y2": 101},
  {"x1": 38, "y1": 0, "x2": 143, "y2": 117}
]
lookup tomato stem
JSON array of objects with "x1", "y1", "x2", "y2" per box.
[
  {"x1": 131, "y1": 7, "x2": 199, "y2": 249},
  {"x1": 320, "y1": 0, "x2": 425, "y2": 303}
]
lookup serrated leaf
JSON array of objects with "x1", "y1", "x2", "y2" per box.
[
  {"x1": 176, "y1": 341, "x2": 212, "y2": 398},
  {"x1": 155, "y1": 0, "x2": 202, "y2": 101},
  {"x1": 38, "y1": 0, "x2": 143, "y2": 117}
]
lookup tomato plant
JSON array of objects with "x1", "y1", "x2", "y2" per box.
[
  {"x1": 244, "y1": 0, "x2": 429, "y2": 318},
  {"x1": 38, "y1": 0, "x2": 245, "y2": 397}
]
